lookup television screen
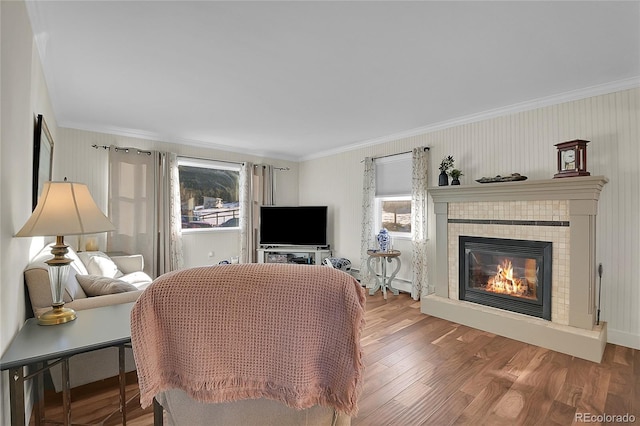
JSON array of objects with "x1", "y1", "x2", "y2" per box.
[{"x1": 259, "y1": 206, "x2": 328, "y2": 247}]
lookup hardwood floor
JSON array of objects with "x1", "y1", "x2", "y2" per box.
[{"x1": 33, "y1": 292, "x2": 639, "y2": 425}]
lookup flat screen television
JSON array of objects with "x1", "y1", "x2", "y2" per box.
[{"x1": 259, "y1": 206, "x2": 328, "y2": 247}]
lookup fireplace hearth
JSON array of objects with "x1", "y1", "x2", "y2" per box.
[{"x1": 459, "y1": 236, "x2": 552, "y2": 320}]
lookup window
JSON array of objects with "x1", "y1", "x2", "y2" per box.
[
  {"x1": 178, "y1": 158, "x2": 240, "y2": 230},
  {"x1": 375, "y1": 153, "x2": 412, "y2": 238},
  {"x1": 377, "y1": 196, "x2": 412, "y2": 236}
]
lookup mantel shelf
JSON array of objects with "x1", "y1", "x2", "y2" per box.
[{"x1": 428, "y1": 175, "x2": 608, "y2": 203}]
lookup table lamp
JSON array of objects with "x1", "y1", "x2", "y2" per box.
[{"x1": 16, "y1": 180, "x2": 115, "y2": 325}]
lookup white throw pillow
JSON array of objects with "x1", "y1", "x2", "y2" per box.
[
  {"x1": 75, "y1": 275, "x2": 138, "y2": 296},
  {"x1": 85, "y1": 255, "x2": 124, "y2": 279},
  {"x1": 65, "y1": 268, "x2": 87, "y2": 300}
]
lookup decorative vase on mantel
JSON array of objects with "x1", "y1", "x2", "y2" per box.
[
  {"x1": 438, "y1": 171, "x2": 449, "y2": 186},
  {"x1": 376, "y1": 228, "x2": 391, "y2": 252},
  {"x1": 449, "y1": 169, "x2": 463, "y2": 186}
]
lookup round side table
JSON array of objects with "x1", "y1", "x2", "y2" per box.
[{"x1": 366, "y1": 249, "x2": 401, "y2": 299}]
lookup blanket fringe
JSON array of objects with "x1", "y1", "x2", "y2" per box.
[{"x1": 141, "y1": 372, "x2": 362, "y2": 416}]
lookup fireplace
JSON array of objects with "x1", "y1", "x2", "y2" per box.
[
  {"x1": 425, "y1": 177, "x2": 608, "y2": 362},
  {"x1": 459, "y1": 236, "x2": 552, "y2": 320}
]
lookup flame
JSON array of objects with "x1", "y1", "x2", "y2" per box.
[{"x1": 486, "y1": 260, "x2": 528, "y2": 296}]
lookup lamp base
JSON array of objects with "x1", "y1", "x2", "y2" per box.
[{"x1": 38, "y1": 306, "x2": 77, "y2": 325}]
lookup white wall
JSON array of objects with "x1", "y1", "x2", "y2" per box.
[
  {"x1": 181, "y1": 229, "x2": 239, "y2": 268},
  {"x1": 299, "y1": 88, "x2": 640, "y2": 350},
  {"x1": 1, "y1": 1, "x2": 58, "y2": 424}
]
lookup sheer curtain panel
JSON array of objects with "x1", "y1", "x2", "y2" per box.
[
  {"x1": 240, "y1": 163, "x2": 274, "y2": 263},
  {"x1": 157, "y1": 152, "x2": 184, "y2": 275},
  {"x1": 108, "y1": 149, "x2": 183, "y2": 278},
  {"x1": 258, "y1": 164, "x2": 275, "y2": 206},
  {"x1": 108, "y1": 148, "x2": 156, "y2": 276},
  {"x1": 239, "y1": 162, "x2": 254, "y2": 264},
  {"x1": 360, "y1": 157, "x2": 376, "y2": 289},
  {"x1": 411, "y1": 147, "x2": 429, "y2": 300}
]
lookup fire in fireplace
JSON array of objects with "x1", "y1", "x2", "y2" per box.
[{"x1": 459, "y1": 236, "x2": 552, "y2": 320}]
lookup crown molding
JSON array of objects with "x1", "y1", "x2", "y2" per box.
[
  {"x1": 299, "y1": 76, "x2": 640, "y2": 162},
  {"x1": 57, "y1": 122, "x2": 300, "y2": 162},
  {"x1": 59, "y1": 77, "x2": 638, "y2": 163}
]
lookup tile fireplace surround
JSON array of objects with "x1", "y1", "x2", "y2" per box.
[{"x1": 424, "y1": 176, "x2": 608, "y2": 362}]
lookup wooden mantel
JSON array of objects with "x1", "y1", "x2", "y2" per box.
[{"x1": 428, "y1": 175, "x2": 608, "y2": 203}]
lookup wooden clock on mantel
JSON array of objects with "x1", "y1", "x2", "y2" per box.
[{"x1": 554, "y1": 139, "x2": 590, "y2": 178}]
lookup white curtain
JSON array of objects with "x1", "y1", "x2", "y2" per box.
[
  {"x1": 108, "y1": 148, "x2": 156, "y2": 276},
  {"x1": 411, "y1": 147, "x2": 429, "y2": 300},
  {"x1": 156, "y1": 152, "x2": 184, "y2": 275},
  {"x1": 239, "y1": 162, "x2": 253, "y2": 264},
  {"x1": 258, "y1": 164, "x2": 275, "y2": 206},
  {"x1": 240, "y1": 163, "x2": 274, "y2": 263},
  {"x1": 108, "y1": 148, "x2": 183, "y2": 277},
  {"x1": 360, "y1": 157, "x2": 376, "y2": 289}
]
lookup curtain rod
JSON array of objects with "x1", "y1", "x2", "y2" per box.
[
  {"x1": 180, "y1": 154, "x2": 242, "y2": 166},
  {"x1": 92, "y1": 147, "x2": 290, "y2": 170},
  {"x1": 269, "y1": 166, "x2": 290, "y2": 171},
  {"x1": 92, "y1": 144, "x2": 152, "y2": 156},
  {"x1": 360, "y1": 146, "x2": 430, "y2": 162},
  {"x1": 179, "y1": 155, "x2": 289, "y2": 170}
]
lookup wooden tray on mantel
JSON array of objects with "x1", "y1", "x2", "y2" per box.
[{"x1": 475, "y1": 173, "x2": 528, "y2": 184}]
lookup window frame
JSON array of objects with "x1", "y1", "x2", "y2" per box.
[
  {"x1": 177, "y1": 157, "x2": 241, "y2": 233},
  {"x1": 375, "y1": 195, "x2": 412, "y2": 240}
]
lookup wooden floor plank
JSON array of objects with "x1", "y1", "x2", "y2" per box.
[
  {"x1": 634, "y1": 347, "x2": 640, "y2": 375},
  {"x1": 574, "y1": 364, "x2": 612, "y2": 416},
  {"x1": 453, "y1": 375, "x2": 516, "y2": 425},
  {"x1": 356, "y1": 361, "x2": 435, "y2": 420},
  {"x1": 30, "y1": 292, "x2": 639, "y2": 426},
  {"x1": 420, "y1": 390, "x2": 476, "y2": 426},
  {"x1": 459, "y1": 336, "x2": 524, "y2": 397},
  {"x1": 545, "y1": 400, "x2": 577, "y2": 426},
  {"x1": 504, "y1": 350, "x2": 570, "y2": 425}
]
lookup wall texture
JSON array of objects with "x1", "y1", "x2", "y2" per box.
[
  {"x1": 1, "y1": 1, "x2": 58, "y2": 424},
  {"x1": 299, "y1": 87, "x2": 639, "y2": 350}
]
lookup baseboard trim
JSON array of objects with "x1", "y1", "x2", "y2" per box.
[{"x1": 607, "y1": 329, "x2": 640, "y2": 350}]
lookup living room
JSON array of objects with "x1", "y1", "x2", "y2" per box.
[{"x1": 2, "y1": 1, "x2": 639, "y2": 424}]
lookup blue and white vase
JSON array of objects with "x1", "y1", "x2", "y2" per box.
[{"x1": 376, "y1": 228, "x2": 391, "y2": 252}]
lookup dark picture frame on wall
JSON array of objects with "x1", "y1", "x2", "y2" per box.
[{"x1": 32, "y1": 114, "x2": 54, "y2": 210}]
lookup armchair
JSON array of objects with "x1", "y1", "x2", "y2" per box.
[{"x1": 131, "y1": 263, "x2": 366, "y2": 426}]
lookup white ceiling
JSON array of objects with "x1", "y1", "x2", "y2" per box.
[{"x1": 26, "y1": 1, "x2": 640, "y2": 161}]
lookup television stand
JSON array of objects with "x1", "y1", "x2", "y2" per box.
[{"x1": 257, "y1": 246, "x2": 331, "y2": 265}]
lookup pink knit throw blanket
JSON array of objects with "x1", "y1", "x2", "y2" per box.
[{"x1": 130, "y1": 263, "x2": 366, "y2": 415}]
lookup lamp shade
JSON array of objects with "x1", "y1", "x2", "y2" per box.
[{"x1": 16, "y1": 181, "x2": 115, "y2": 237}]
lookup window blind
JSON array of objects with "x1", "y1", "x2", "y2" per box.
[{"x1": 375, "y1": 153, "x2": 412, "y2": 196}]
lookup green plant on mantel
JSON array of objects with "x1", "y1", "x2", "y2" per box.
[
  {"x1": 449, "y1": 169, "x2": 464, "y2": 179},
  {"x1": 439, "y1": 156, "x2": 454, "y2": 172}
]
